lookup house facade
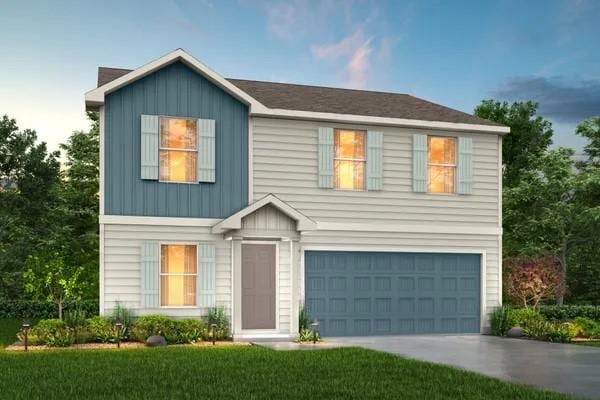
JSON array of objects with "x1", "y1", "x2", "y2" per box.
[{"x1": 86, "y1": 49, "x2": 508, "y2": 340}]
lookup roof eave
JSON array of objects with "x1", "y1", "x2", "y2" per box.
[{"x1": 250, "y1": 108, "x2": 510, "y2": 135}]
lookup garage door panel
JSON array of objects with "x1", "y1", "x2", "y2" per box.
[{"x1": 305, "y1": 251, "x2": 481, "y2": 336}]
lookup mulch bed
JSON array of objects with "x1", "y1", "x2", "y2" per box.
[{"x1": 5, "y1": 341, "x2": 251, "y2": 352}]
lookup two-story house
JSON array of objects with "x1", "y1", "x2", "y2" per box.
[{"x1": 85, "y1": 49, "x2": 508, "y2": 340}]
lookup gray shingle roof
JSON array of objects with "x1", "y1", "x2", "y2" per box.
[{"x1": 97, "y1": 67, "x2": 500, "y2": 126}]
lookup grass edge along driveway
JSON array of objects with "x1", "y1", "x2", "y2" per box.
[{"x1": 0, "y1": 346, "x2": 575, "y2": 400}]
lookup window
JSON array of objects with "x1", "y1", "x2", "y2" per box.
[
  {"x1": 428, "y1": 136, "x2": 456, "y2": 193},
  {"x1": 159, "y1": 117, "x2": 197, "y2": 183},
  {"x1": 160, "y1": 244, "x2": 197, "y2": 306},
  {"x1": 334, "y1": 129, "x2": 366, "y2": 190}
]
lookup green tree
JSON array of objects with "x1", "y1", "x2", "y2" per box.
[
  {"x1": 503, "y1": 148, "x2": 600, "y2": 304},
  {"x1": 0, "y1": 115, "x2": 60, "y2": 298},
  {"x1": 474, "y1": 100, "x2": 553, "y2": 187},
  {"x1": 576, "y1": 116, "x2": 600, "y2": 167},
  {"x1": 57, "y1": 111, "x2": 99, "y2": 299},
  {"x1": 23, "y1": 249, "x2": 84, "y2": 320}
]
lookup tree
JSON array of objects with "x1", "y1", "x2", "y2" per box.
[
  {"x1": 576, "y1": 116, "x2": 600, "y2": 167},
  {"x1": 504, "y1": 255, "x2": 563, "y2": 309},
  {"x1": 503, "y1": 148, "x2": 600, "y2": 304},
  {"x1": 474, "y1": 100, "x2": 553, "y2": 187},
  {"x1": 23, "y1": 249, "x2": 84, "y2": 320},
  {"x1": 57, "y1": 111, "x2": 99, "y2": 299},
  {"x1": 0, "y1": 115, "x2": 61, "y2": 298}
]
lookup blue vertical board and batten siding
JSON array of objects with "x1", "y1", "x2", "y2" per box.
[{"x1": 105, "y1": 61, "x2": 248, "y2": 218}]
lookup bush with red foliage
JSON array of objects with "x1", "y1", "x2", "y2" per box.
[{"x1": 504, "y1": 255, "x2": 564, "y2": 309}]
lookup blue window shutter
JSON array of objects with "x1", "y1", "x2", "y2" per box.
[
  {"x1": 366, "y1": 131, "x2": 383, "y2": 191},
  {"x1": 140, "y1": 242, "x2": 159, "y2": 308},
  {"x1": 412, "y1": 134, "x2": 427, "y2": 192},
  {"x1": 198, "y1": 119, "x2": 216, "y2": 183},
  {"x1": 198, "y1": 243, "x2": 216, "y2": 308},
  {"x1": 140, "y1": 115, "x2": 159, "y2": 180},
  {"x1": 318, "y1": 127, "x2": 334, "y2": 188},
  {"x1": 457, "y1": 137, "x2": 473, "y2": 194}
]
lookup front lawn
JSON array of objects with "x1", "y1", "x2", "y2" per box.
[{"x1": 0, "y1": 346, "x2": 572, "y2": 399}]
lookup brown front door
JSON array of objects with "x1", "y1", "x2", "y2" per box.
[{"x1": 242, "y1": 243, "x2": 276, "y2": 329}]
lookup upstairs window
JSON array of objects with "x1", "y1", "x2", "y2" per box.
[
  {"x1": 160, "y1": 244, "x2": 197, "y2": 307},
  {"x1": 428, "y1": 136, "x2": 456, "y2": 193},
  {"x1": 334, "y1": 129, "x2": 366, "y2": 190},
  {"x1": 159, "y1": 117, "x2": 197, "y2": 183}
]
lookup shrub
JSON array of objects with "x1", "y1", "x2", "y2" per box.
[
  {"x1": 88, "y1": 316, "x2": 121, "y2": 343},
  {"x1": 111, "y1": 303, "x2": 135, "y2": 328},
  {"x1": 299, "y1": 304, "x2": 309, "y2": 333},
  {"x1": 28, "y1": 319, "x2": 65, "y2": 343},
  {"x1": 0, "y1": 299, "x2": 99, "y2": 319},
  {"x1": 45, "y1": 328, "x2": 76, "y2": 347},
  {"x1": 298, "y1": 328, "x2": 321, "y2": 343},
  {"x1": 177, "y1": 319, "x2": 205, "y2": 344},
  {"x1": 64, "y1": 309, "x2": 88, "y2": 328},
  {"x1": 539, "y1": 305, "x2": 600, "y2": 321},
  {"x1": 573, "y1": 317, "x2": 600, "y2": 338},
  {"x1": 131, "y1": 315, "x2": 179, "y2": 343},
  {"x1": 508, "y1": 308, "x2": 544, "y2": 328},
  {"x1": 490, "y1": 305, "x2": 511, "y2": 336},
  {"x1": 204, "y1": 307, "x2": 230, "y2": 340}
]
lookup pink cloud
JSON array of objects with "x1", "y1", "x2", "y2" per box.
[{"x1": 311, "y1": 29, "x2": 375, "y2": 89}]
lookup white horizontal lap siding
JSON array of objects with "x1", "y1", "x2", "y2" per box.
[
  {"x1": 300, "y1": 230, "x2": 500, "y2": 326},
  {"x1": 251, "y1": 118, "x2": 499, "y2": 226},
  {"x1": 103, "y1": 223, "x2": 231, "y2": 316}
]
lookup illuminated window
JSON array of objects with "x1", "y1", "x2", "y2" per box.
[
  {"x1": 160, "y1": 244, "x2": 197, "y2": 307},
  {"x1": 159, "y1": 118, "x2": 197, "y2": 183},
  {"x1": 428, "y1": 136, "x2": 456, "y2": 193},
  {"x1": 334, "y1": 129, "x2": 366, "y2": 190}
]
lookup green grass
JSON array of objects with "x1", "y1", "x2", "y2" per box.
[
  {"x1": 0, "y1": 346, "x2": 573, "y2": 399},
  {"x1": 0, "y1": 318, "x2": 22, "y2": 348}
]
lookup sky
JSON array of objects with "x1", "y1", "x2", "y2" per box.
[{"x1": 1, "y1": 0, "x2": 599, "y2": 154}]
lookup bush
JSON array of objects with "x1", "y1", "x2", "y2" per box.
[
  {"x1": 64, "y1": 309, "x2": 88, "y2": 328},
  {"x1": 88, "y1": 316, "x2": 121, "y2": 343},
  {"x1": 299, "y1": 304, "x2": 309, "y2": 333},
  {"x1": 177, "y1": 319, "x2": 205, "y2": 344},
  {"x1": 539, "y1": 305, "x2": 600, "y2": 321},
  {"x1": 0, "y1": 299, "x2": 98, "y2": 319},
  {"x1": 204, "y1": 307, "x2": 230, "y2": 340},
  {"x1": 298, "y1": 328, "x2": 321, "y2": 343},
  {"x1": 45, "y1": 328, "x2": 76, "y2": 347},
  {"x1": 507, "y1": 308, "x2": 545, "y2": 329},
  {"x1": 131, "y1": 315, "x2": 179, "y2": 343},
  {"x1": 490, "y1": 305, "x2": 511, "y2": 336},
  {"x1": 573, "y1": 317, "x2": 600, "y2": 338}
]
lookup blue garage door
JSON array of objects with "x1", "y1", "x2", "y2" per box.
[{"x1": 305, "y1": 251, "x2": 481, "y2": 336}]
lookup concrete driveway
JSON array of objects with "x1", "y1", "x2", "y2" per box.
[{"x1": 327, "y1": 335, "x2": 600, "y2": 399}]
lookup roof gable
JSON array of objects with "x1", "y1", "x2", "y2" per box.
[{"x1": 211, "y1": 194, "x2": 317, "y2": 234}]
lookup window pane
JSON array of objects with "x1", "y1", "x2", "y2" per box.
[
  {"x1": 334, "y1": 160, "x2": 365, "y2": 190},
  {"x1": 160, "y1": 118, "x2": 197, "y2": 149},
  {"x1": 428, "y1": 165, "x2": 455, "y2": 193},
  {"x1": 160, "y1": 150, "x2": 197, "y2": 182},
  {"x1": 160, "y1": 275, "x2": 197, "y2": 306},
  {"x1": 161, "y1": 245, "x2": 197, "y2": 274},
  {"x1": 160, "y1": 244, "x2": 197, "y2": 307},
  {"x1": 428, "y1": 137, "x2": 456, "y2": 164},
  {"x1": 335, "y1": 130, "x2": 365, "y2": 159}
]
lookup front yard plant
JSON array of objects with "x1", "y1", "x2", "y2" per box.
[
  {"x1": 490, "y1": 305, "x2": 600, "y2": 343},
  {"x1": 11, "y1": 306, "x2": 231, "y2": 349}
]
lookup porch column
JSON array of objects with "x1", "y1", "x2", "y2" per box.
[{"x1": 231, "y1": 236, "x2": 243, "y2": 337}]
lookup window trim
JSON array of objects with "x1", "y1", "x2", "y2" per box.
[
  {"x1": 333, "y1": 128, "x2": 367, "y2": 191},
  {"x1": 158, "y1": 241, "x2": 199, "y2": 308},
  {"x1": 427, "y1": 135, "x2": 457, "y2": 195},
  {"x1": 158, "y1": 116, "x2": 198, "y2": 185}
]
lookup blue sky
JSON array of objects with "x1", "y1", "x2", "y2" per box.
[{"x1": 1, "y1": 0, "x2": 599, "y2": 153}]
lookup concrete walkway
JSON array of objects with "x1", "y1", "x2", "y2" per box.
[{"x1": 325, "y1": 335, "x2": 600, "y2": 399}]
